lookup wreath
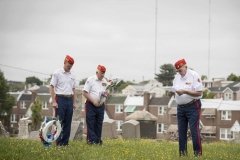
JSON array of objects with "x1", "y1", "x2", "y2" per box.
[{"x1": 39, "y1": 117, "x2": 62, "y2": 147}]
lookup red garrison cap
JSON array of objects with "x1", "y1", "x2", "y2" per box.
[
  {"x1": 97, "y1": 65, "x2": 106, "y2": 73},
  {"x1": 65, "y1": 55, "x2": 74, "y2": 65},
  {"x1": 175, "y1": 59, "x2": 186, "y2": 69}
]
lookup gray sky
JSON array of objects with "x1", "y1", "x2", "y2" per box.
[{"x1": 0, "y1": 0, "x2": 240, "y2": 83}]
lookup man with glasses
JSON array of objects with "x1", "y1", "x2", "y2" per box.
[
  {"x1": 83, "y1": 64, "x2": 108, "y2": 145},
  {"x1": 172, "y1": 58, "x2": 203, "y2": 157}
]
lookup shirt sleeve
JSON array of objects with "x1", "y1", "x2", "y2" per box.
[
  {"x1": 50, "y1": 72, "x2": 58, "y2": 87},
  {"x1": 171, "y1": 76, "x2": 177, "y2": 92},
  {"x1": 83, "y1": 77, "x2": 91, "y2": 93},
  {"x1": 72, "y1": 75, "x2": 77, "y2": 89},
  {"x1": 193, "y1": 72, "x2": 203, "y2": 91}
]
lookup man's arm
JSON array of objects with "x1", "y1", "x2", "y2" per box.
[
  {"x1": 176, "y1": 90, "x2": 202, "y2": 97},
  {"x1": 49, "y1": 85, "x2": 58, "y2": 108},
  {"x1": 83, "y1": 91, "x2": 100, "y2": 107},
  {"x1": 73, "y1": 88, "x2": 77, "y2": 109}
]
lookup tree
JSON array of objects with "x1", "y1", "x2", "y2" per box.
[
  {"x1": 201, "y1": 75, "x2": 208, "y2": 81},
  {"x1": 79, "y1": 78, "x2": 87, "y2": 85},
  {"x1": 31, "y1": 97, "x2": 42, "y2": 130},
  {"x1": 227, "y1": 73, "x2": 240, "y2": 81},
  {"x1": 0, "y1": 70, "x2": 15, "y2": 130},
  {"x1": 202, "y1": 90, "x2": 215, "y2": 99},
  {"x1": 155, "y1": 64, "x2": 176, "y2": 86},
  {"x1": 25, "y1": 76, "x2": 43, "y2": 86}
]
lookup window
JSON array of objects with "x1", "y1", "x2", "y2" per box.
[
  {"x1": 220, "y1": 128, "x2": 234, "y2": 140},
  {"x1": 115, "y1": 104, "x2": 123, "y2": 113},
  {"x1": 157, "y1": 123, "x2": 167, "y2": 133},
  {"x1": 11, "y1": 114, "x2": 17, "y2": 123},
  {"x1": 20, "y1": 115, "x2": 25, "y2": 119},
  {"x1": 224, "y1": 92, "x2": 233, "y2": 100},
  {"x1": 205, "y1": 115, "x2": 215, "y2": 119},
  {"x1": 202, "y1": 133, "x2": 216, "y2": 138},
  {"x1": 158, "y1": 106, "x2": 166, "y2": 115},
  {"x1": 20, "y1": 101, "x2": 26, "y2": 109},
  {"x1": 42, "y1": 101, "x2": 48, "y2": 110},
  {"x1": 221, "y1": 111, "x2": 232, "y2": 120},
  {"x1": 124, "y1": 106, "x2": 136, "y2": 113},
  {"x1": 116, "y1": 120, "x2": 123, "y2": 131}
]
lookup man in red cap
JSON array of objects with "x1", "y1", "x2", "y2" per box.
[
  {"x1": 49, "y1": 55, "x2": 77, "y2": 146},
  {"x1": 83, "y1": 64, "x2": 108, "y2": 145},
  {"x1": 172, "y1": 58, "x2": 203, "y2": 157}
]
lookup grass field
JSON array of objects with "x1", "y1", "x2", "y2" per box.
[{"x1": 0, "y1": 138, "x2": 239, "y2": 160}]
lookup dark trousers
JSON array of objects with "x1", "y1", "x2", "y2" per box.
[
  {"x1": 85, "y1": 101, "x2": 104, "y2": 144},
  {"x1": 177, "y1": 100, "x2": 202, "y2": 156},
  {"x1": 56, "y1": 96, "x2": 73, "y2": 146}
]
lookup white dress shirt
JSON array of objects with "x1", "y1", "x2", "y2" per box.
[
  {"x1": 50, "y1": 68, "x2": 76, "y2": 95},
  {"x1": 172, "y1": 69, "x2": 203, "y2": 105},
  {"x1": 83, "y1": 75, "x2": 108, "y2": 101}
]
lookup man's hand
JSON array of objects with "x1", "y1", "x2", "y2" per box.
[
  {"x1": 102, "y1": 91, "x2": 109, "y2": 97},
  {"x1": 52, "y1": 101, "x2": 58, "y2": 108},
  {"x1": 176, "y1": 90, "x2": 187, "y2": 96},
  {"x1": 92, "y1": 99, "x2": 100, "y2": 107}
]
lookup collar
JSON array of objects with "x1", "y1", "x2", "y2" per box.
[
  {"x1": 61, "y1": 68, "x2": 71, "y2": 74},
  {"x1": 94, "y1": 75, "x2": 101, "y2": 81},
  {"x1": 179, "y1": 69, "x2": 189, "y2": 80}
]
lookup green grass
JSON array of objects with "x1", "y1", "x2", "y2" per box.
[{"x1": 0, "y1": 138, "x2": 240, "y2": 160}]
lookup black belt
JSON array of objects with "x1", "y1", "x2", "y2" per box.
[
  {"x1": 178, "y1": 99, "x2": 199, "y2": 107},
  {"x1": 56, "y1": 94, "x2": 73, "y2": 98}
]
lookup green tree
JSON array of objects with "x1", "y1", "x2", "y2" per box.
[
  {"x1": 25, "y1": 76, "x2": 43, "y2": 86},
  {"x1": 155, "y1": 64, "x2": 176, "y2": 86},
  {"x1": 79, "y1": 78, "x2": 87, "y2": 85},
  {"x1": 227, "y1": 73, "x2": 240, "y2": 81},
  {"x1": 202, "y1": 90, "x2": 215, "y2": 99},
  {"x1": 201, "y1": 75, "x2": 208, "y2": 81},
  {"x1": 0, "y1": 70, "x2": 15, "y2": 130},
  {"x1": 31, "y1": 97, "x2": 42, "y2": 130}
]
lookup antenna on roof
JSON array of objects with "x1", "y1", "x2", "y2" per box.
[
  {"x1": 154, "y1": 0, "x2": 158, "y2": 77},
  {"x1": 207, "y1": 0, "x2": 211, "y2": 79}
]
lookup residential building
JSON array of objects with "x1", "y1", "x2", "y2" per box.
[
  {"x1": 208, "y1": 82, "x2": 240, "y2": 100},
  {"x1": 121, "y1": 80, "x2": 166, "y2": 97}
]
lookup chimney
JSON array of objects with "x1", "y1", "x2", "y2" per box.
[{"x1": 143, "y1": 92, "x2": 150, "y2": 111}]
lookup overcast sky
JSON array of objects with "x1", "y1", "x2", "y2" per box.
[{"x1": 0, "y1": 0, "x2": 239, "y2": 83}]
